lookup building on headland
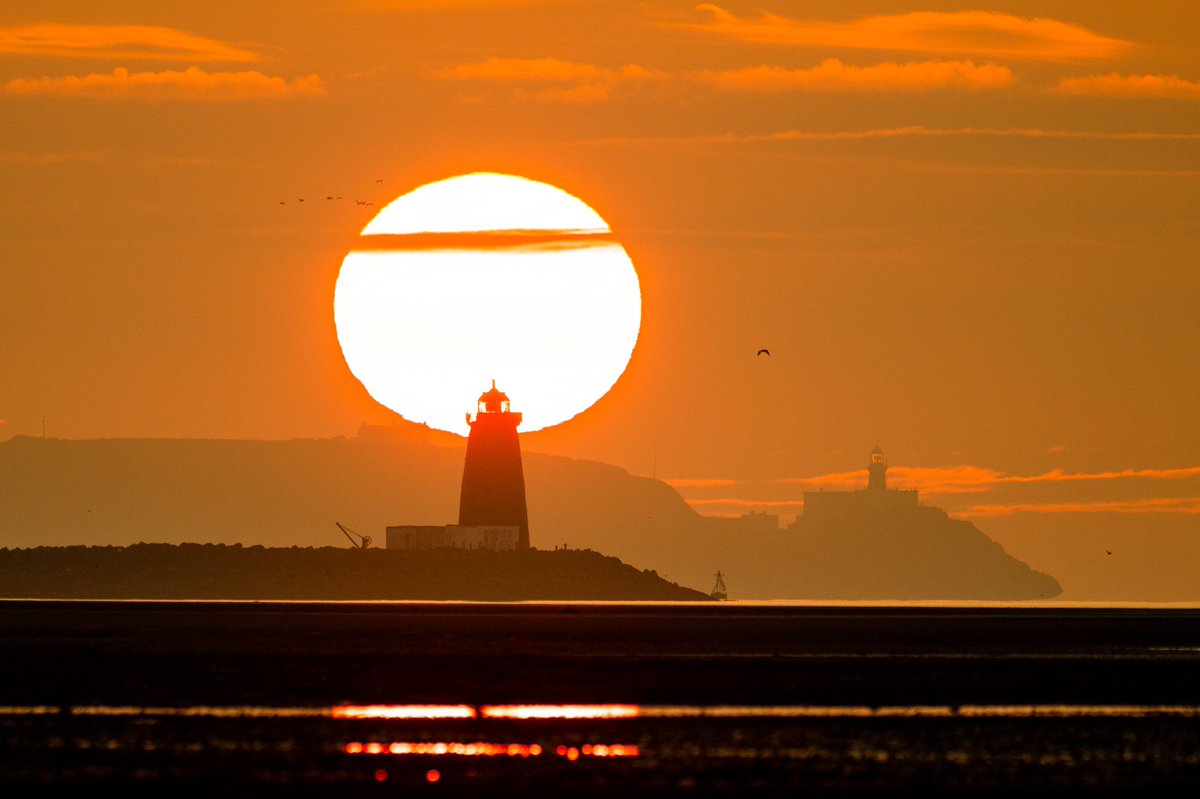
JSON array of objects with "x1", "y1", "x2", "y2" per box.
[
  {"x1": 386, "y1": 382, "x2": 530, "y2": 551},
  {"x1": 385, "y1": 524, "x2": 519, "y2": 551},
  {"x1": 799, "y1": 445, "x2": 918, "y2": 520}
]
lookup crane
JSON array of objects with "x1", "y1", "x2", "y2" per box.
[{"x1": 336, "y1": 522, "x2": 373, "y2": 549}]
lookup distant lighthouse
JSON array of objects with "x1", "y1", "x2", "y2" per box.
[
  {"x1": 458, "y1": 381, "x2": 530, "y2": 549},
  {"x1": 867, "y1": 445, "x2": 887, "y2": 491}
]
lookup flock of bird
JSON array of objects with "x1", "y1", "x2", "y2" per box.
[{"x1": 279, "y1": 178, "x2": 385, "y2": 206}]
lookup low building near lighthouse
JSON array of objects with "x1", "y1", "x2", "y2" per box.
[{"x1": 386, "y1": 382, "x2": 529, "y2": 551}]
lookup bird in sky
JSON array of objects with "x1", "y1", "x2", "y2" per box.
[
  {"x1": 376, "y1": 178, "x2": 383, "y2": 183},
  {"x1": 757, "y1": 349, "x2": 771, "y2": 357},
  {"x1": 1106, "y1": 549, "x2": 1113, "y2": 555}
]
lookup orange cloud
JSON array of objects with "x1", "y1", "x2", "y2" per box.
[
  {"x1": 663, "y1": 478, "x2": 738, "y2": 488},
  {"x1": 1056, "y1": 73, "x2": 1200, "y2": 99},
  {"x1": 681, "y1": 6, "x2": 1131, "y2": 61},
  {"x1": 1, "y1": 150, "x2": 108, "y2": 164},
  {"x1": 4, "y1": 67, "x2": 326, "y2": 101},
  {"x1": 431, "y1": 57, "x2": 659, "y2": 102},
  {"x1": 700, "y1": 59, "x2": 1012, "y2": 92},
  {"x1": 685, "y1": 498, "x2": 806, "y2": 510},
  {"x1": 581, "y1": 126, "x2": 1200, "y2": 147},
  {"x1": 0, "y1": 23, "x2": 259, "y2": 62},
  {"x1": 360, "y1": 0, "x2": 567, "y2": 8},
  {"x1": 778, "y1": 465, "x2": 1200, "y2": 496},
  {"x1": 961, "y1": 498, "x2": 1200, "y2": 518}
]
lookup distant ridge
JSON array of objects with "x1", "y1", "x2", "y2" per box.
[
  {"x1": 0, "y1": 544, "x2": 709, "y2": 601},
  {"x1": 0, "y1": 431, "x2": 1060, "y2": 600}
]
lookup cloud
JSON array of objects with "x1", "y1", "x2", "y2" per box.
[
  {"x1": 359, "y1": 0, "x2": 567, "y2": 9},
  {"x1": 680, "y1": 6, "x2": 1132, "y2": 61},
  {"x1": 779, "y1": 465, "x2": 1200, "y2": 496},
  {"x1": 700, "y1": 59, "x2": 1013, "y2": 92},
  {"x1": 663, "y1": 478, "x2": 739, "y2": 488},
  {"x1": 961, "y1": 498, "x2": 1200, "y2": 518},
  {"x1": 685, "y1": 498, "x2": 806, "y2": 510},
  {"x1": 0, "y1": 23, "x2": 259, "y2": 62},
  {"x1": 430, "y1": 57, "x2": 660, "y2": 102},
  {"x1": 3, "y1": 67, "x2": 326, "y2": 101},
  {"x1": 1056, "y1": 72, "x2": 1200, "y2": 99},
  {"x1": 579, "y1": 125, "x2": 1200, "y2": 147},
  {"x1": 0, "y1": 150, "x2": 109, "y2": 165}
]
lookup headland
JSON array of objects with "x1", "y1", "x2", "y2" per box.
[{"x1": 0, "y1": 543, "x2": 709, "y2": 601}]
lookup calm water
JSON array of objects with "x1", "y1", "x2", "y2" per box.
[{"x1": 2, "y1": 600, "x2": 1198, "y2": 794}]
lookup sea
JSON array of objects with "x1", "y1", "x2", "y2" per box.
[{"x1": 2, "y1": 599, "x2": 1198, "y2": 795}]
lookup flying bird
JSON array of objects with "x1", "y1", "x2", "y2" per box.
[
  {"x1": 757, "y1": 349, "x2": 771, "y2": 357},
  {"x1": 1106, "y1": 550, "x2": 1112, "y2": 556},
  {"x1": 376, "y1": 178, "x2": 383, "y2": 183}
]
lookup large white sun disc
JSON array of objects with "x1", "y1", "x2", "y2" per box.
[{"x1": 334, "y1": 173, "x2": 641, "y2": 435}]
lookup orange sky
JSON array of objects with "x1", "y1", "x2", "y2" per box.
[{"x1": 2, "y1": 1, "x2": 1198, "y2": 586}]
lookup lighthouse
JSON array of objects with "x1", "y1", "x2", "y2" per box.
[
  {"x1": 458, "y1": 381, "x2": 530, "y2": 549},
  {"x1": 867, "y1": 445, "x2": 887, "y2": 492}
]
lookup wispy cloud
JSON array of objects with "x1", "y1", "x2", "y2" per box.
[
  {"x1": 700, "y1": 59, "x2": 1012, "y2": 92},
  {"x1": 578, "y1": 125, "x2": 1200, "y2": 147},
  {"x1": 358, "y1": 0, "x2": 567, "y2": 9},
  {"x1": 430, "y1": 57, "x2": 659, "y2": 102},
  {"x1": 962, "y1": 498, "x2": 1200, "y2": 518},
  {"x1": 1056, "y1": 72, "x2": 1200, "y2": 99},
  {"x1": 0, "y1": 23, "x2": 259, "y2": 62},
  {"x1": 679, "y1": 6, "x2": 1132, "y2": 61},
  {"x1": 778, "y1": 465, "x2": 1200, "y2": 496},
  {"x1": 663, "y1": 478, "x2": 739, "y2": 488},
  {"x1": 4, "y1": 67, "x2": 326, "y2": 101},
  {"x1": 686, "y1": 498, "x2": 806, "y2": 510},
  {"x1": 0, "y1": 150, "x2": 109, "y2": 165}
]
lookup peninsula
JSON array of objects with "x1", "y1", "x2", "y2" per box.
[{"x1": 0, "y1": 544, "x2": 710, "y2": 601}]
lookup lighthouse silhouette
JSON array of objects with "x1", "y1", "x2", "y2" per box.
[{"x1": 458, "y1": 381, "x2": 530, "y2": 549}]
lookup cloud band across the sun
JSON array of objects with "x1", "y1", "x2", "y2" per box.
[{"x1": 3, "y1": 67, "x2": 326, "y2": 101}]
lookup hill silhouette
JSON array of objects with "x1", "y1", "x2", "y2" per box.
[{"x1": 0, "y1": 428, "x2": 1059, "y2": 599}]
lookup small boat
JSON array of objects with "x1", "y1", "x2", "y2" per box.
[{"x1": 710, "y1": 571, "x2": 728, "y2": 601}]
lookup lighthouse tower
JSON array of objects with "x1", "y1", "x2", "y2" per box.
[
  {"x1": 458, "y1": 381, "x2": 530, "y2": 549},
  {"x1": 867, "y1": 445, "x2": 887, "y2": 491}
]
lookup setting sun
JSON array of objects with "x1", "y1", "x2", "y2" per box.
[{"x1": 334, "y1": 173, "x2": 641, "y2": 435}]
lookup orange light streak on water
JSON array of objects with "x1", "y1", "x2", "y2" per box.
[
  {"x1": 480, "y1": 704, "x2": 641, "y2": 719},
  {"x1": 342, "y1": 741, "x2": 634, "y2": 758},
  {"x1": 332, "y1": 704, "x2": 477, "y2": 720}
]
